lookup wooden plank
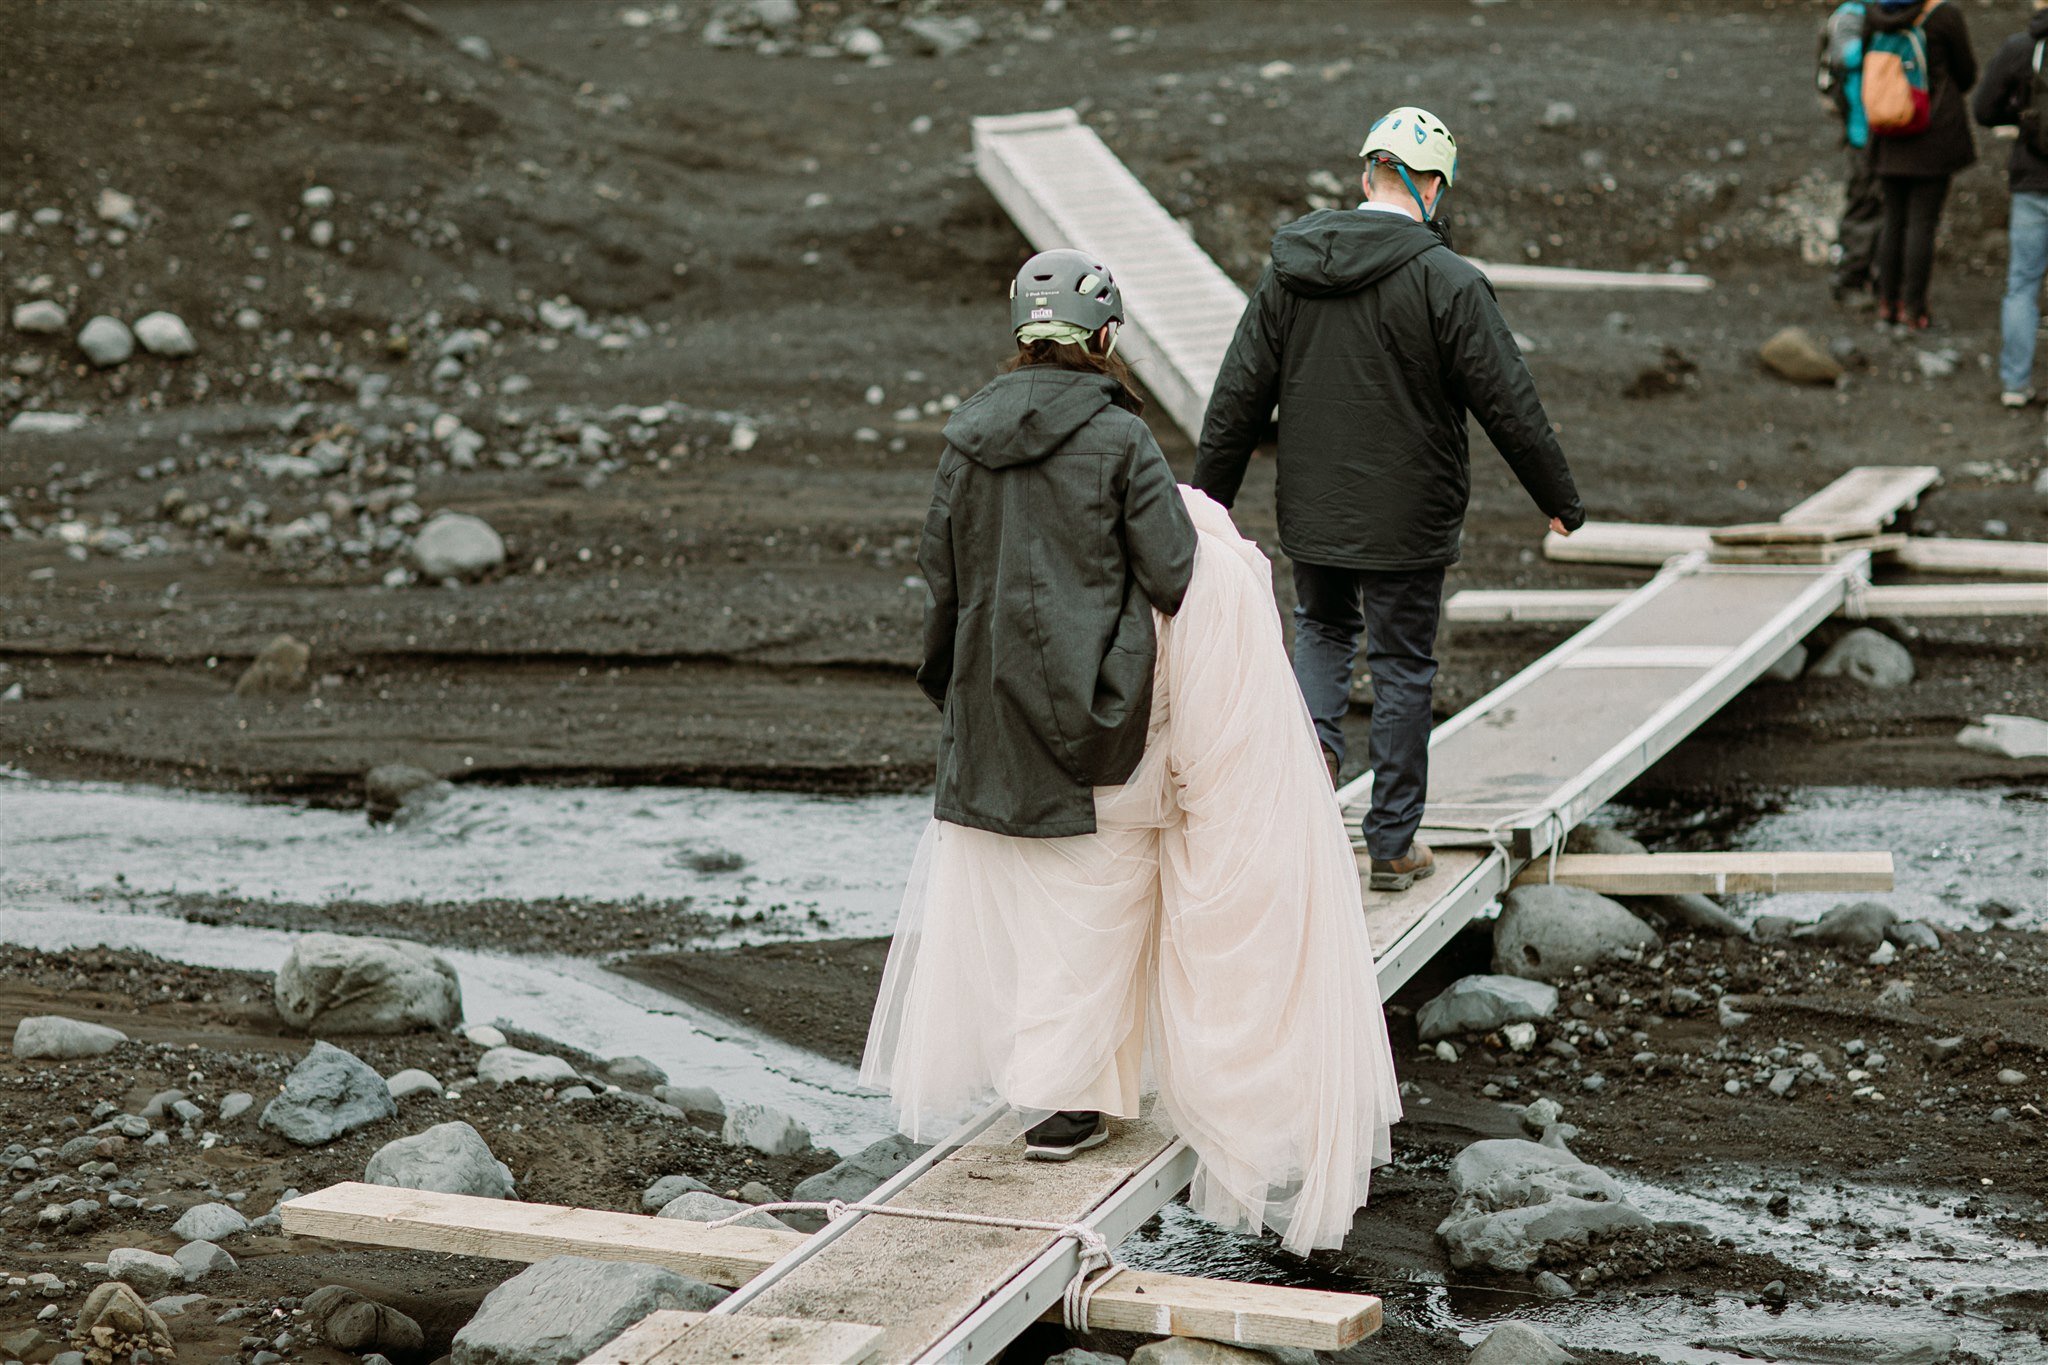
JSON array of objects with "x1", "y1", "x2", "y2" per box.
[
  {"x1": 1544, "y1": 522, "x2": 1714, "y2": 566},
  {"x1": 1511, "y1": 851, "x2": 1894, "y2": 895},
  {"x1": 583, "y1": 1313, "x2": 884, "y2": 1365},
  {"x1": 1468, "y1": 261, "x2": 1714, "y2": 293},
  {"x1": 1712, "y1": 519, "x2": 1882, "y2": 546},
  {"x1": 279, "y1": 1183, "x2": 1377, "y2": 1354},
  {"x1": 1446, "y1": 588, "x2": 1634, "y2": 623},
  {"x1": 1708, "y1": 534, "x2": 1904, "y2": 566},
  {"x1": 1452, "y1": 583, "x2": 2048, "y2": 625},
  {"x1": 1779, "y1": 465, "x2": 1940, "y2": 530},
  {"x1": 1889, "y1": 538, "x2": 2048, "y2": 578}
]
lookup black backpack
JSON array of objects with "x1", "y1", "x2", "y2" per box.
[{"x1": 2021, "y1": 42, "x2": 2048, "y2": 158}]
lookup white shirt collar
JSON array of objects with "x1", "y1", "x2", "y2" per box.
[{"x1": 1356, "y1": 201, "x2": 1418, "y2": 219}]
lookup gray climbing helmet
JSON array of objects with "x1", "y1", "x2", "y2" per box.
[{"x1": 1008, "y1": 248, "x2": 1123, "y2": 339}]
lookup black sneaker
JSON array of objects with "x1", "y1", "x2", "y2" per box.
[{"x1": 1024, "y1": 1110, "x2": 1109, "y2": 1161}]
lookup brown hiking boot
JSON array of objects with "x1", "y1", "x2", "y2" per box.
[
  {"x1": 1369, "y1": 840, "x2": 1436, "y2": 892},
  {"x1": 1323, "y1": 748, "x2": 1340, "y2": 788}
]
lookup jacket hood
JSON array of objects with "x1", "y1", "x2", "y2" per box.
[
  {"x1": 2032, "y1": 7, "x2": 2048, "y2": 40},
  {"x1": 1270, "y1": 208, "x2": 1443, "y2": 298},
  {"x1": 942, "y1": 367, "x2": 1137, "y2": 468},
  {"x1": 1867, "y1": 1, "x2": 1937, "y2": 34}
]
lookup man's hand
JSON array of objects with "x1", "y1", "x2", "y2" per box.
[{"x1": 1548, "y1": 516, "x2": 1571, "y2": 538}]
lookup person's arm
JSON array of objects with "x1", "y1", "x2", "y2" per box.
[
  {"x1": 1438, "y1": 271, "x2": 1585, "y2": 532},
  {"x1": 1192, "y1": 267, "x2": 1287, "y2": 508},
  {"x1": 1123, "y1": 429, "x2": 1197, "y2": 616},
  {"x1": 914, "y1": 456, "x2": 960, "y2": 708},
  {"x1": 1943, "y1": 6, "x2": 1979, "y2": 94},
  {"x1": 1973, "y1": 37, "x2": 2024, "y2": 127}
]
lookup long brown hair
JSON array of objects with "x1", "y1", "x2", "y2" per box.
[{"x1": 1001, "y1": 337, "x2": 1138, "y2": 395}]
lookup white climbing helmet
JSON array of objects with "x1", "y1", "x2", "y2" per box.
[{"x1": 1359, "y1": 105, "x2": 1459, "y2": 187}]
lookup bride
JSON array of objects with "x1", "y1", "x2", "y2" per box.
[{"x1": 860, "y1": 248, "x2": 1402, "y2": 1255}]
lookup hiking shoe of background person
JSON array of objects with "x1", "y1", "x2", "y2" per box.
[
  {"x1": 1369, "y1": 840, "x2": 1437, "y2": 893},
  {"x1": 1323, "y1": 747, "x2": 1341, "y2": 788},
  {"x1": 2002, "y1": 390, "x2": 2034, "y2": 409},
  {"x1": 1025, "y1": 1110, "x2": 1109, "y2": 1161},
  {"x1": 1909, "y1": 313, "x2": 1935, "y2": 332}
]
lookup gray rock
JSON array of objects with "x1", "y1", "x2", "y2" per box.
[
  {"x1": 172, "y1": 1238, "x2": 236, "y2": 1283},
  {"x1": 1625, "y1": 893, "x2": 1744, "y2": 937},
  {"x1": 365, "y1": 763, "x2": 451, "y2": 824},
  {"x1": 8, "y1": 410, "x2": 88, "y2": 434},
  {"x1": 557, "y1": 1084, "x2": 596, "y2": 1103},
  {"x1": 303, "y1": 1285, "x2": 425, "y2": 1355},
  {"x1": 1694, "y1": 1327, "x2": 1956, "y2": 1363},
  {"x1": 386, "y1": 1067, "x2": 444, "y2": 1101},
  {"x1": 1467, "y1": 1322, "x2": 1577, "y2": 1364},
  {"x1": 1809, "y1": 628, "x2": 1914, "y2": 689},
  {"x1": 450, "y1": 1256, "x2": 726, "y2": 1365},
  {"x1": 902, "y1": 14, "x2": 982, "y2": 55},
  {"x1": 839, "y1": 25, "x2": 884, "y2": 58},
  {"x1": 133, "y1": 311, "x2": 197, "y2": 358},
  {"x1": 604, "y1": 1055, "x2": 668, "y2": 1088},
  {"x1": 1435, "y1": 1139, "x2": 1653, "y2": 1271},
  {"x1": 1795, "y1": 901, "x2": 1896, "y2": 952},
  {"x1": 77, "y1": 315, "x2": 136, "y2": 367},
  {"x1": 641, "y1": 1174, "x2": 711, "y2": 1211},
  {"x1": 235, "y1": 634, "x2": 310, "y2": 695},
  {"x1": 743, "y1": 0, "x2": 800, "y2": 31},
  {"x1": 721, "y1": 1101, "x2": 811, "y2": 1156},
  {"x1": 1418, "y1": 976, "x2": 1560, "y2": 1041},
  {"x1": 412, "y1": 511, "x2": 506, "y2": 580},
  {"x1": 150, "y1": 1292, "x2": 209, "y2": 1316},
  {"x1": 654, "y1": 1083, "x2": 724, "y2": 1118},
  {"x1": 12, "y1": 1015, "x2": 127, "y2": 1059},
  {"x1": 12, "y1": 300, "x2": 68, "y2": 334},
  {"x1": 1491, "y1": 885, "x2": 1660, "y2": 980},
  {"x1": 259, "y1": 1041, "x2": 398, "y2": 1146},
  {"x1": 274, "y1": 932, "x2": 462, "y2": 1035},
  {"x1": 1956, "y1": 713, "x2": 2048, "y2": 760},
  {"x1": 1760, "y1": 327, "x2": 1844, "y2": 384},
  {"x1": 1762, "y1": 643, "x2": 1808, "y2": 683},
  {"x1": 218, "y1": 1091, "x2": 255, "y2": 1122},
  {"x1": 1130, "y1": 1341, "x2": 1291, "y2": 1365},
  {"x1": 1888, "y1": 920, "x2": 1941, "y2": 952},
  {"x1": 792, "y1": 1135, "x2": 926, "y2": 1206},
  {"x1": 106, "y1": 1247, "x2": 186, "y2": 1296},
  {"x1": 1532, "y1": 1269, "x2": 1576, "y2": 1299},
  {"x1": 477, "y1": 1046, "x2": 580, "y2": 1087},
  {"x1": 656, "y1": 1190, "x2": 787, "y2": 1231},
  {"x1": 73, "y1": 1282, "x2": 173, "y2": 1356},
  {"x1": 1043, "y1": 1352, "x2": 1127, "y2": 1365},
  {"x1": 1539, "y1": 100, "x2": 1578, "y2": 130},
  {"x1": 365, "y1": 1121, "x2": 515, "y2": 1198},
  {"x1": 170, "y1": 1202, "x2": 248, "y2": 1243}
]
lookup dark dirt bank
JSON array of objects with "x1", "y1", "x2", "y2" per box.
[{"x1": 2, "y1": 0, "x2": 2045, "y2": 805}]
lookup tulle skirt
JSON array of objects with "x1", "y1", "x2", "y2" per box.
[{"x1": 859, "y1": 487, "x2": 1402, "y2": 1255}]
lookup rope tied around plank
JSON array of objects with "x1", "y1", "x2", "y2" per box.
[{"x1": 703, "y1": 1199, "x2": 1123, "y2": 1331}]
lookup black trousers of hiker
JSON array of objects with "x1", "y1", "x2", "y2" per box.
[
  {"x1": 1876, "y1": 173, "x2": 1951, "y2": 319},
  {"x1": 1289, "y1": 560, "x2": 1443, "y2": 863},
  {"x1": 1835, "y1": 146, "x2": 1884, "y2": 292}
]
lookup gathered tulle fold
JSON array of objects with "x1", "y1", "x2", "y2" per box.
[{"x1": 859, "y1": 487, "x2": 1402, "y2": 1255}]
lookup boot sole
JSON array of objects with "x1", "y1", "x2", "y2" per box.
[
  {"x1": 1370, "y1": 861, "x2": 1438, "y2": 893},
  {"x1": 1025, "y1": 1128, "x2": 1110, "y2": 1162}
]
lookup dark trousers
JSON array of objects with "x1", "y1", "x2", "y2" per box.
[
  {"x1": 1875, "y1": 173, "x2": 1952, "y2": 318},
  {"x1": 1290, "y1": 560, "x2": 1443, "y2": 862},
  {"x1": 1834, "y1": 146, "x2": 1884, "y2": 291}
]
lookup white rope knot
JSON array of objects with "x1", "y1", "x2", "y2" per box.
[{"x1": 702, "y1": 1199, "x2": 1124, "y2": 1332}]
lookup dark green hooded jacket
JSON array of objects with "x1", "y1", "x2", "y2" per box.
[
  {"x1": 1194, "y1": 208, "x2": 1584, "y2": 570},
  {"x1": 918, "y1": 366, "x2": 1196, "y2": 838}
]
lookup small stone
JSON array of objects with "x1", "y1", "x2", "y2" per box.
[
  {"x1": 1768, "y1": 1069, "x2": 1798, "y2": 1097},
  {"x1": 1926, "y1": 1036, "x2": 1967, "y2": 1064},
  {"x1": 657, "y1": 1190, "x2": 787, "y2": 1230},
  {"x1": 721, "y1": 1101, "x2": 811, "y2": 1156},
  {"x1": 729, "y1": 421, "x2": 759, "y2": 452},
  {"x1": 642, "y1": 1174, "x2": 711, "y2": 1211},
  {"x1": 259, "y1": 1041, "x2": 398, "y2": 1146},
  {"x1": 1956, "y1": 714, "x2": 2048, "y2": 761},
  {"x1": 133, "y1": 311, "x2": 197, "y2": 358},
  {"x1": 1877, "y1": 979, "x2": 1917, "y2": 1008},
  {"x1": 1436, "y1": 1040, "x2": 1461, "y2": 1063},
  {"x1": 1503, "y1": 1021, "x2": 1538, "y2": 1052},
  {"x1": 301, "y1": 185, "x2": 336, "y2": 212},
  {"x1": 1532, "y1": 1269, "x2": 1576, "y2": 1299},
  {"x1": 8, "y1": 410, "x2": 88, "y2": 434},
  {"x1": 1417, "y1": 975, "x2": 1560, "y2": 1042},
  {"x1": 1539, "y1": 100, "x2": 1578, "y2": 129},
  {"x1": 1581, "y1": 1073, "x2": 1606, "y2": 1092},
  {"x1": 838, "y1": 25, "x2": 884, "y2": 58},
  {"x1": 1762, "y1": 643, "x2": 1808, "y2": 682},
  {"x1": 218, "y1": 1092, "x2": 255, "y2": 1122},
  {"x1": 463, "y1": 1023, "x2": 509, "y2": 1047},
  {"x1": 604, "y1": 1055, "x2": 668, "y2": 1088},
  {"x1": 171, "y1": 1202, "x2": 248, "y2": 1243},
  {"x1": 364, "y1": 764, "x2": 451, "y2": 824},
  {"x1": 456, "y1": 34, "x2": 494, "y2": 61},
  {"x1": 386, "y1": 1068, "x2": 444, "y2": 1101},
  {"x1": 76, "y1": 315, "x2": 136, "y2": 367},
  {"x1": 1809, "y1": 628, "x2": 1914, "y2": 689},
  {"x1": 1796, "y1": 901, "x2": 1897, "y2": 952},
  {"x1": 235, "y1": 634, "x2": 310, "y2": 695},
  {"x1": 172, "y1": 1238, "x2": 236, "y2": 1283},
  {"x1": 654, "y1": 1084, "x2": 725, "y2": 1118},
  {"x1": 1868, "y1": 940, "x2": 1897, "y2": 966},
  {"x1": 107, "y1": 1247, "x2": 186, "y2": 1296},
  {"x1": 1759, "y1": 327, "x2": 1843, "y2": 384},
  {"x1": 12, "y1": 300, "x2": 68, "y2": 334},
  {"x1": 12, "y1": 1015, "x2": 127, "y2": 1059},
  {"x1": 1889, "y1": 920, "x2": 1941, "y2": 952},
  {"x1": 1998, "y1": 1068, "x2": 2029, "y2": 1085},
  {"x1": 411, "y1": 511, "x2": 506, "y2": 580},
  {"x1": 1991, "y1": 1106, "x2": 2014, "y2": 1122},
  {"x1": 478, "y1": 1046, "x2": 580, "y2": 1087},
  {"x1": 365, "y1": 1120, "x2": 515, "y2": 1198}
]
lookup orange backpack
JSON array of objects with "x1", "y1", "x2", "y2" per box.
[{"x1": 1862, "y1": 0, "x2": 1940, "y2": 138}]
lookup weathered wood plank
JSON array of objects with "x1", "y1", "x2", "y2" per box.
[
  {"x1": 1712, "y1": 519, "x2": 1883, "y2": 546},
  {"x1": 1889, "y1": 538, "x2": 2048, "y2": 578},
  {"x1": 582, "y1": 1312, "x2": 884, "y2": 1365},
  {"x1": 1469, "y1": 261, "x2": 1714, "y2": 293},
  {"x1": 1446, "y1": 588, "x2": 1635, "y2": 623},
  {"x1": 1511, "y1": 851, "x2": 1894, "y2": 895},
  {"x1": 278, "y1": 1184, "x2": 1376, "y2": 1352},
  {"x1": 1450, "y1": 583, "x2": 2048, "y2": 624},
  {"x1": 1543, "y1": 522, "x2": 1715, "y2": 566},
  {"x1": 1779, "y1": 465, "x2": 1940, "y2": 530},
  {"x1": 1708, "y1": 534, "x2": 1905, "y2": 566}
]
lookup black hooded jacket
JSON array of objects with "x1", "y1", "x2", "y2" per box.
[
  {"x1": 1194, "y1": 208, "x2": 1583, "y2": 572},
  {"x1": 918, "y1": 365, "x2": 1196, "y2": 839},
  {"x1": 1972, "y1": 8, "x2": 2048, "y2": 195},
  {"x1": 1865, "y1": 0, "x2": 1977, "y2": 180}
]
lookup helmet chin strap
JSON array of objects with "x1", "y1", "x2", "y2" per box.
[{"x1": 1394, "y1": 163, "x2": 1440, "y2": 223}]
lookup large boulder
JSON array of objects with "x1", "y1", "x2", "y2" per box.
[
  {"x1": 477, "y1": 1046, "x2": 580, "y2": 1087},
  {"x1": 450, "y1": 1256, "x2": 726, "y2": 1365},
  {"x1": 721, "y1": 1101, "x2": 811, "y2": 1156},
  {"x1": 1794, "y1": 900, "x2": 1896, "y2": 952},
  {"x1": 1695, "y1": 1327, "x2": 1956, "y2": 1364},
  {"x1": 1809, "y1": 627, "x2": 1914, "y2": 689},
  {"x1": 655, "y1": 1190, "x2": 788, "y2": 1231},
  {"x1": 170, "y1": 1202, "x2": 248, "y2": 1243},
  {"x1": 1435, "y1": 1139, "x2": 1653, "y2": 1272},
  {"x1": 1491, "y1": 885, "x2": 1660, "y2": 981},
  {"x1": 12, "y1": 1015, "x2": 126, "y2": 1059},
  {"x1": 274, "y1": 932, "x2": 463, "y2": 1035},
  {"x1": 1468, "y1": 1322, "x2": 1577, "y2": 1364},
  {"x1": 105, "y1": 1248, "x2": 185, "y2": 1296},
  {"x1": 365, "y1": 1121, "x2": 515, "y2": 1198},
  {"x1": 1130, "y1": 1341, "x2": 1279, "y2": 1365},
  {"x1": 411, "y1": 511, "x2": 506, "y2": 580},
  {"x1": 642, "y1": 1174, "x2": 711, "y2": 1211},
  {"x1": 70, "y1": 1282, "x2": 173, "y2": 1359},
  {"x1": 259, "y1": 1041, "x2": 397, "y2": 1146},
  {"x1": 1957, "y1": 714, "x2": 2048, "y2": 760},
  {"x1": 1417, "y1": 976, "x2": 1559, "y2": 1042},
  {"x1": 302, "y1": 1285, "x2": 425, "y2": 1355},
  {"x1": 790, "y1": 1135, "x2": 926, "y2": 1212}
]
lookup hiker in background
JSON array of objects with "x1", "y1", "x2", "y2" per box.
[
  {"x1": 1193, "y1": 107, "x2": 1584, "y2": 895},
  {"x1": 1862, "y1": 0, "x2": 1978, "y2": 331},
  {"x1": 1818, "y1": 0, "x2": 1883, "y2": 302},
  {"x1": 1971, "y1": 0, "x2": 2048, "y2": 408}
]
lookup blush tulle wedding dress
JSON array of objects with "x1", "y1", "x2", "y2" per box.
[{"x1": 860, "y1": 487, "x2": 1402, "y2": 1256}]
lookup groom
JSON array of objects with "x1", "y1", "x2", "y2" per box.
[{"x1": 1192, "y1": 107, "x2": 1584, "y2": 892}]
